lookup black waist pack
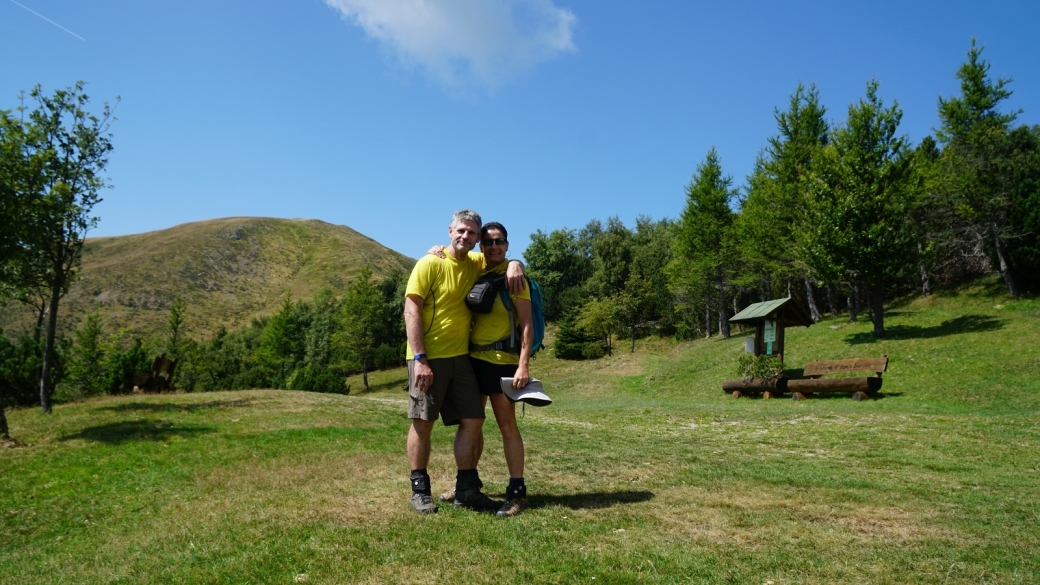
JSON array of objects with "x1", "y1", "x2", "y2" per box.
[{"x1": 466, "y1": 273, "x2": 504, "y2": 313}]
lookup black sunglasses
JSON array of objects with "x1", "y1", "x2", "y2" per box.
[{"x1": 481, "y1": 237, "x2": 507, "y2": 247}]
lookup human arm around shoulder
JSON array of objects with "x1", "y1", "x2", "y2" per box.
[
  {"x1": 506, "y1": 260, "x2": 526, "y2": 295},
  {"x1": 404, "y1": 294, "x2": 433, "y2": 393},
  {"x1": 512, "y1": 297, "x2": 534, "y2": 389},
  {"x1": 426, "y1": 245, "x2": 447, "y2": 258}
]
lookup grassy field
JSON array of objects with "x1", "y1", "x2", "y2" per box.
[{"x1": 2, "y1": 278, "x2": 1039, "y2": 584}]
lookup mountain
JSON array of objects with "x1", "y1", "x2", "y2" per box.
[{"x1": 0, "y1": 217, "x2": 414, "y2": 339}]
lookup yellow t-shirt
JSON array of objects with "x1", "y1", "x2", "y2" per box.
[
  {"x1": 404, "y1": 249, "x2": 485, "y2": 359},
  {"x1": 470, "y1": 262, "x2": 531, "y2": 366}
]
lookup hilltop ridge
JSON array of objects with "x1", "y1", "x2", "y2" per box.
[{"x1": 0, "y1": 217, "x2": 414, "y2": 339}]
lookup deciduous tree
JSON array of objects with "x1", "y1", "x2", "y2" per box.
[
  {"x1": 800, "y1": 80, "x2": 915, "y2": 337},
  {"x1": 4, "y1": 83, "x2": 116, "y2": 412}
]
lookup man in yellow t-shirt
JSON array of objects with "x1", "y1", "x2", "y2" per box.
[{"x1": 403, "y1": 209, "x2": 525, "y2": 514}]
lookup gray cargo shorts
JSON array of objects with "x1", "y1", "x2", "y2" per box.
[{"x1": 407, "y1": 355, "x2": 484, "y2": 426}]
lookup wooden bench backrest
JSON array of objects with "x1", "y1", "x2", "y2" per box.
[{"x1": 803, "y1": 356, "x2": 888, "y2": 377}]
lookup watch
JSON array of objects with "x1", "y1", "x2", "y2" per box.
[{"x1": 413, "y1": 353, "x2": 427, "y2": 361}]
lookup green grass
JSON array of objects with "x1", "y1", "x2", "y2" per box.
[{"x1": 3, "y1": 278, "x2": 1039, "y2": 584}]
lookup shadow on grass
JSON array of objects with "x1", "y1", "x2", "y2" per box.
[
  {"x1": 844, "y1": 314, "x2": 1006, "y2": 345},
  {"x1": 100, "y1": 398, "x2": 254, "y2": 413},
  {"x1": 528, "y1": 490, "x2": 654, "y2": 510},
  {"x1": 60, "y1": 420, "x2": 215, "y2": 444}
]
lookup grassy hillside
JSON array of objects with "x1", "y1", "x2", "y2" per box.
[
  {"x1": 0, "y1": 218, "x2": 414, "y2": 339},
  {"x1": 2, "y1": 279, "x2": 1038, "y2": 584}
]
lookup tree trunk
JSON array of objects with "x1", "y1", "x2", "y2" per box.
[
  {"x1": 35, "y1": 306, "x2": 46, "y2": 340},
  {"x1": 870, "y1": 281, "x2": 885, "y2": 337},
  {"x1": 825, "y1": 284, "x2": 839, "y2": 316},
  {"x1": 761, "y1": 273, "x2": 772, "y2": 302},
  {"x1": 847, "y1": 288, "x2": 858, "y2": 323},
  {"x1": 39, "y1": 276, "x2": 63, "y2": 414},
  {"x1": 786, "y1": 278, "x2": 792, "y2": 298},
  {"x1": 362, "y1": 359, "x2": 369, "y2": 392},
  {"x1": 918, "y1": 243, "x2": 931, "y2": 297},
  {"x1": 804, "y1": 275, "x2": 821, "y2": 322},
  {"x1": 704, "y1": 303, "x2": 711, "y2": 338},
  {"x1": 717, "y1": 277, "x2": 730, "y2": 339},
  {"x1": 0, "y1": 392, "x2": 9, "y2": 440},
  {"x1": 606, "y1": 334, "x2": 613, "y2": 356},
  {"x1": 993, "y1": 224, "x2": 1019, "y2": 297},
  {"x1": 630, "y1": 326, "x2": 636, "y2": 353}
]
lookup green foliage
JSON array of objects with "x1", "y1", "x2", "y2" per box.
[
  {"x1": 333, "y1": 266, "x2": 386, "y2": 390},
  {"x1": 0, "y1": 82, "x2": 117, "y2": 412},
  {"x1": 552, "y1": 314, "x2": 600, "y2": 360},
  {"x1": 0, "y1": 331, "x2": 66, "y2": 406},
  {"x1": 575, "y1": 296, "x2": 620, "y2": 356},
  {"x1": 286, "y1": 363, "x2": 348, "y2": 394},
  {"x1": 165, "y1": 266, "x2": 406, "y2": 393},
  {"x1": 735, "y1": 353, "x2": 784, "y2": 383},
  {"x1": 928, "y1": 40, "x2": 1040, "y2": 296},
  {"x1": 100, "y1": 334, "x2": 150, "y2": 395},
  {"x1": 669, "y1": 148, "x2": 739, "y2": 339},
  {"x1": 800, "y1": 79, "x2": 915, "y2": 336},
  {"x1": 737, "y1": 83, "x2": 829, "y2": 287},
  {"x1": 67, "y1": 311, "x2": 105, "y2": 397},
  {"x1": 523, "y1": 227, "x2": 593, "y2": 320}
]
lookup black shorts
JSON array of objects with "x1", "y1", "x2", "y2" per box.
[{"x1": 470, "y1": 357, "x2": 519, "y2": 396}]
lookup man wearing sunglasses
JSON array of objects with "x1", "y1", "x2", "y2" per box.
[{"x1": 403, "y1": 209, "x2": 526, "y2": 514}]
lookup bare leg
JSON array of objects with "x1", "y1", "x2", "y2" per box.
[
  {"x1": 407, "y1": 419, "x2": 435, "y2": 470},
  {"x1": 489, "y1": 393, "x2": 524, "y2": 478},
  {"x1": 454, "y1": 418, "x2": 484, "y2": 470}
]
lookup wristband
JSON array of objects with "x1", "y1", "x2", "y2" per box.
[{"x1": 413, "y1": 353, "x2": 427, "y2": 361}]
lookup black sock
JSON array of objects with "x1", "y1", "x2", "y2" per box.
[
  {"x1": 507, "y1": 477, "x2": 526, "y2": 499},
  {"x1": 410, "y1": 469, "x2": 431, "y2": 495},
  {"x1": 455, "y1": 468, "x2": 482, "y2": 492}
]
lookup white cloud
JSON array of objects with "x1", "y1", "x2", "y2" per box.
[{"x1": 325, "y1": 0, "x2": 577, "y2": 90}]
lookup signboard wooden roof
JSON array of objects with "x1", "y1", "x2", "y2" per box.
[{"x1": 729, "y1": 297, "x2": 814, "y2": 327}]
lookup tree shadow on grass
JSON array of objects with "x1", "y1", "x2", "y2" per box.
[
  {"x1": 60, "y1": 420, "x2": 215, "y2": 445},
  {"x1": 527, "y1": 490, "x2": 654, "y2": 510},
  {"x1": 99, "y1": 399, "x2": 254, "y2": 413},
  {"x1": 844, "y1": 314, "x2": 1006, "y2": 345}
]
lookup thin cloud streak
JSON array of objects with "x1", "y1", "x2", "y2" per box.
[
  {"x1": 325, "y1": 0, "x2": 576, "y2": 90},
  {"x1": 8, "y1": 0, "x2": 85, "y2": 41}
]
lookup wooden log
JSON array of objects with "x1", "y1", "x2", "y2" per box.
[
  {"x1": 787, "y1": 377, "x2": 883, "y2": 394},
  {"x1": 722, "y1": 377, "x2": 789, "y2": 393}
]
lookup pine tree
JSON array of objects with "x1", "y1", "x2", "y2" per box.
[{"x1": 670, "y1": 148, "x2": 738, "y2": 338}]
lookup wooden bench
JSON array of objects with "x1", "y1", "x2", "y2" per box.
[{"x1": 787, "y1": 356, "x2": 888, "y2": 401}]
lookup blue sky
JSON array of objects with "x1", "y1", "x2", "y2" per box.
[{"x1": 3, "y1": 0, "x2": 1038, "y2": 259}]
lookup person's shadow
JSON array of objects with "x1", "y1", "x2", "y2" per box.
[{"x1": 527, "y1": 490, "x2": 654, "y2": 510}]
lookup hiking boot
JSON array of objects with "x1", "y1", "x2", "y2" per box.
[
  {"x1": 496, "y1": 497, "x2": 528, "y2": 518},
  {"x1": 453, "y1": 488, "x2": 501, "y2": 513},
  {"x1": 410, "y1": 493, "x2": 438, "y2": 514},
  {"x1": 438, "y1": 487, "x2": 456, "y2": 503}
]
